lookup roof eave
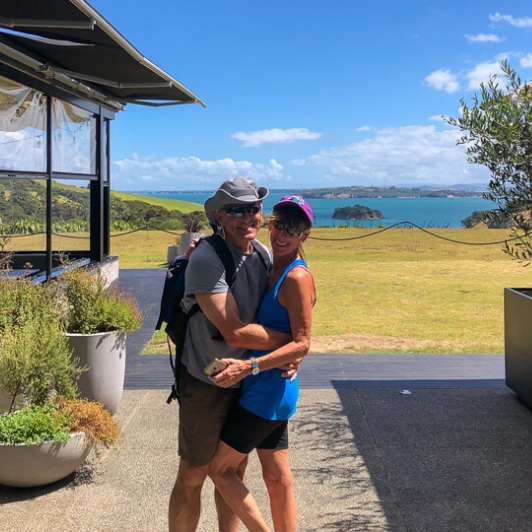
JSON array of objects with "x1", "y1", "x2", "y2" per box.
[{"x1": 70, "y1": 0, "x2": 206, "y2": 108}]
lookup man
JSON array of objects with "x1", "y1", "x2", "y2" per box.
[{"x1": 168, "y1": 178, "x2": 292, "y2": 532}]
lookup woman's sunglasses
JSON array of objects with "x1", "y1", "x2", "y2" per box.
[
  {"x1": 222, "y1": 203, "x2": 261, "y2": 218},
  {"x1": 272, "y1": 220, "x2": 303, "y2": 236}
]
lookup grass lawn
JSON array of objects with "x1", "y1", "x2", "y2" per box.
[{"x1": 8, "y1": 225, "x2": 528, "y2": 354}]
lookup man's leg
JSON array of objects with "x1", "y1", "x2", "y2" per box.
[
  {"x1": 169, "y1": 458, "x2": 209, "y2": 532},
  {"x1": 172, "y1": 366, "x2": 241, "y2": 530}
]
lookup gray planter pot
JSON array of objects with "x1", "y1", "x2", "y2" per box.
[
  {"x1": 178, "y1": 231, "x2": 204, "y2": 255},
  {"x1": 0, "y1": 432, "x2": 92, "y2": 488},
  {"x1": 504, "y1": 287, "x2": 532, "y2": 408},
  {"x1": 167, "y1": 244, "x2": 180, "y2": 264},
  {"x1": 66, "y1": 330, "x2": 126, "y2": 414}
]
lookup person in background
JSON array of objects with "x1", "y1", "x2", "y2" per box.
[
  {"x1": 168, "y1": 178, "x2": 295, "y2": 532},
  {"x1": 208, "y1": 196, "x2": 316, "y2": 532}
]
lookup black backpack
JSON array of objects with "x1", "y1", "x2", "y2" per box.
[{"x1": 155, "y1": 234, "x2": 270, "y2": 404}]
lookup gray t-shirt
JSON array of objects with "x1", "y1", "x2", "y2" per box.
[{"x1": 181, "y1": 237, "x2": 272, "y2": 384}]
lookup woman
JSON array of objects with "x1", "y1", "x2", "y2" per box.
[{"x1": 208, "y1": 195, "x2": 316, "y2": 532}]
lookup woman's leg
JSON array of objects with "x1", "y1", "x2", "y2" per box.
[
  {"x1": 209, "y1": 440, "x2": 270, "y2": 532},
  {"x1": 257, "y1": 448, "x2": 297, "y2": 532},
  {"x1": 214, "y1": 454, "x2": 248, "y2": 532}
]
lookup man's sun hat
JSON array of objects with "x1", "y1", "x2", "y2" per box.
[
  {"x1": 273, "y1": 195, "x2": 313, "y2": 227},
  {"x1": 204, "y1": 177, "x2": 269, "y2": 226}
]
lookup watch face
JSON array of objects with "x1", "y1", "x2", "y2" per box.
[{"x1": 251, "y1": 361, "x2": 259, "y2": 375}]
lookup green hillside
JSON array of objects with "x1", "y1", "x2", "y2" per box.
[
  {"x1": 0, "y1": 179, "x2": 206, "y2": 234},
  {"x1": 111, "y1": 191, "x2": 202, "y2": 213}
]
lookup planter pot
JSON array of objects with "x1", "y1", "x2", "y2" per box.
[
  {"x1": 178, "y1": 231, "x2": 204, "y2": 255},
  {"x1": 504, "y1": 287, "x2": 532, "y2": 408},
  {"x1": 0, "y1": 432, "x2": 92, "y2": 488},
  {"x1": 167, "y1": 244, "x2": 180, "y2": 264},
  {"x1": 66, "y1": 330, "x2": 126, "y2": 414}
]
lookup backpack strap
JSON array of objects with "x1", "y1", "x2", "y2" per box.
[
  {"x1": 205, "y1": 234, "x2": 271, "y2": 283},
  {"x1": 203, "y1": 234, "x2": 237, "y2": 287},
  {"x1": 250, "y1": 240, "x2": 272, "y2": 274}
]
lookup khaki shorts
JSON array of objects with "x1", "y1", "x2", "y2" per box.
[{"x1": 178, "y1": 365, "x2": 239, "y2": 467}]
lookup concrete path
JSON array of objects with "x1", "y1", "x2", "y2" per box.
[
  {"x1": 3, "y1": 268, "x2": 531, "y2": 531},
  {"x1": 3, "y1": 386, "x2": 532, "y2": 531}
]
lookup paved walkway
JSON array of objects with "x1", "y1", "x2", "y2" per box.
[
  {"x1": 119, "y1": 269, "x2": 505, "y2": 391},
  {"x1": 2, "y1": 268, "x2": 532, "y2": 532}
]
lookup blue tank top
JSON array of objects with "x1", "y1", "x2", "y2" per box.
[{"x1": 239, "y1": 258, "x2": 307, "y2": 420}]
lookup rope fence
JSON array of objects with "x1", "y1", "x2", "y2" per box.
[{"x1": 1, "y1": 222, "x2": 524, "y2": 247}]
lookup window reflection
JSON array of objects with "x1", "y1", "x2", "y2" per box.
[
  {"x1": 0, "y1": 75, "x2": 47, "y2": 172},
  {"x1": 52, "y1": 99, "x2": 96, "y2": 174}
]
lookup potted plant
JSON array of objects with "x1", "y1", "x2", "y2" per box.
[
  {"x1": 176, "y1": 211, "x2": 208, "y2": 256},
  {"x1": 0, "y1": 397, "x2": 120, "y2": 488},
  {"x1": 445, "y1": 60, "x2": 532, "y2": 407},
  {"x1": 0, "y1": 273, "x2": 119, "y2": 488},
  {"x1": 59, "y1": 266, "x2": 144, "y2": 414}
]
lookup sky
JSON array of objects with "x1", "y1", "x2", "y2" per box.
[{"x1": 87, "y1": 0, "x2": 532, "y2": 192}]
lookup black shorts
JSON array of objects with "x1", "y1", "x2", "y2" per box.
[{"x1": 220, "y1": 402, "x2": 289, "y2": 455}]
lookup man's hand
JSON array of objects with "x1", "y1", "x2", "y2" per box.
[{"x1": 279, "y1": 357, "x2": 303, "y2": 382}]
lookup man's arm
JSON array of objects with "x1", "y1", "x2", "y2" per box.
[
  {"x1": 195, "y1": 291, "x2": 291, "y2": 350},
  {"x1": 211, "y1": 267, "x2": 315, "y2": 387}
]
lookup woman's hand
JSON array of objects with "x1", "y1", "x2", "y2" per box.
[
  {"x1": 184, "y1": 238, "x2": 202, "y2": 260},
  {"x1": 209, "y1": 358, "x2": 250, "y2": 387}
]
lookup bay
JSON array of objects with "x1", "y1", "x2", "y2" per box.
[{"x1": 143, "y1": 191, "x2": 495, "y2": 228}]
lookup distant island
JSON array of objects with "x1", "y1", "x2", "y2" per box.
[
  {"x1": 135, "y1": 185, "x2": 487, "y2": 199},
  {"x1": 333, "y1": 204, "x2": 384, "y2": 221},
  {"x1": 294, "y1": 186, "x2": 484, "y2": 199}
]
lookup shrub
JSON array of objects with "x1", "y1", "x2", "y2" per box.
[
  {"x1": 53, "y1": 397, "x2": 121, "y2": 447},
  {"x1": 59, "y1": 267, "x2": 143, "y2": 334},
  {"x1": 0, "y1": 399, "x2": 121, "y2": 446},
  {"x1": 0, "y1": 276, "x2": 80, "y2": 413},
  {"x1": 0, "y1": 404, "x2": 70, "y2": 445}
]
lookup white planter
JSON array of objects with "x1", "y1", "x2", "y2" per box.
[
  {"x1": 66, "y1": 330, "x2": 126, "y2": 414},
  {"x1": 178, "y1": 231, "x2": 204, "y2": 255},
  {"x1": 0, "y1": 432, "x2": 92, "y2": 488}
]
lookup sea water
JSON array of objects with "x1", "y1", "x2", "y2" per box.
[{"x1": 143, "y1": 191, "x2": 495, "y2": 228}]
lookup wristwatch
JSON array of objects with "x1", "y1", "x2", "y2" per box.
[{"x1": 250, "y1": 358, "x2": 260, "y2": 376}]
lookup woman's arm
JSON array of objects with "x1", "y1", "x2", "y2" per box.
[
  {"x1": 211, "y1": 266, "x2": 316, "y2": 386},
  {"x1": 195, "y1": 291, "x2": 291, "y2": 350}
]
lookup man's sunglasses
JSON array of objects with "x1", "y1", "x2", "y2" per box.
[
  {"x1": 222, "y1": 203, "x2": 262, "y2": 218},
  {"x1": 272, "y1": 220, "x2": 303, "y2": 236}
]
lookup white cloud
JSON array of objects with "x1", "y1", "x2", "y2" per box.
[
  {"x1": 111, "y1": 154, "x2": 284, "y2": 190},
  {"x1": 289, "y1": 125, "x2": 489, "y2": 187},
  {"x1": 520, "y1": 54, "x2": 532, "y2": 68},
  {"x1": 424, "y1": 69, "x2": 460, "y2": 93},
  {"x1": 465, "y1": 60, "x2": 504, "y2": 90},
  {"x1": 490, "y1": 12, "x2": 532, "y2": 28},
  {"x1": 230, "y1": 128, "x2": 322, "y2": 147},
  {"x1": 465, "y1": 33, "x2": 503, "y2": 43},
  {"x1": 110, "y1": 127, "x2": 491, "y2": 191},
  {"x1": 355, "y1": 126, "x2": 372, "y2": 132}
]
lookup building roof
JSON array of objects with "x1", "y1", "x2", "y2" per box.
[{"x1": 0, "y1": 0, "x2": 206, "y2": 111}]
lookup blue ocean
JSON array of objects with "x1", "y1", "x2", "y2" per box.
[{"x1": 144, "y1": 191, "x2": 495, "y2": 228}]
